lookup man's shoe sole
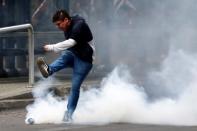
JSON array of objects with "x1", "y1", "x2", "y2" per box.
[{"x1": 37, "y1": 57, "x2": 49, "y2": 78}]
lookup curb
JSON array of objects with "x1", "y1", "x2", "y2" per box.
[
  {"x1": 0, "y1": 80, "x2": 100, "y2": 110},
  {"x1": 0, "y1": 87, "x2": 70, "y2": 110},
  {"x1": 0, "y1": 91, "x2": 33, "y2": 100},
  {"x1": 0, "y1": 99, "x2": 33, "y2": 111}
]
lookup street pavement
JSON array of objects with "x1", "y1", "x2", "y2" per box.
[{"x1": 0, "y1": 109, "x2": 197, "y2": 131}]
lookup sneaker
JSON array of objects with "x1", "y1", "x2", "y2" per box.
[
  {"x1": 62, "y1": 111, "x2": 73, "y2": 124},
  {"x1": 37, "y1": 57, "x2": 49, "y2": 78}
]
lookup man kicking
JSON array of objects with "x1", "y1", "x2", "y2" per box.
[{"x1": 37, "y1": 9, "x2": 95, "y2": 122}]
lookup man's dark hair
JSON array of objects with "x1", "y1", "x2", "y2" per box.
[{"x1": 52, "y1": 10, "x2": 71, "y2": 22}]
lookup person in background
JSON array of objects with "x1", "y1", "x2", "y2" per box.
[
  {"x1": 37, "y1": 9, "x2": 95, "y2": 122},
  {"x1": 113, "y1": 0, "x2": 136, "y2": 25}
]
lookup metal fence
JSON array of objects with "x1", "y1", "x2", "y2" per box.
[{"x1": 0, "y1": 24, "x2": 34, "y2": 87}]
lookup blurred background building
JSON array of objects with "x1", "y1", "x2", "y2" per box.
[{"x1": 2, "y1": 0, "x2": 195, "y2": 86}]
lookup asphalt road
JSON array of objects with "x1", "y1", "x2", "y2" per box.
[{"x1": 0, "y1": 109, "x2": 196, "y2": 131}]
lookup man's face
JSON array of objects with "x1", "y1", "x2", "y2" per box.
[{"x1": 54, "y1": 18, "x2": 70, "y2": 31}]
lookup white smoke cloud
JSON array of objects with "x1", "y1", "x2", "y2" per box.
[
  {"x1": 146, "y1": 48, "x2": 197, "y2": 99},
  {"x1": 26, "y1": 49, "x2": 197, "y2": 126},
  {"x1": 74, "y1": 49, "x2": 197, "y2": 126}
]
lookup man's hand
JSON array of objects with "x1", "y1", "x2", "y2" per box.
[{"x1": 43, "y1": 44, "x2": 54, "y2": 52}]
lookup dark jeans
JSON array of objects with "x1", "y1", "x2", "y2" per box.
[{"x1": 48, "y1": 50, "x2": 92, "y2": 117}]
